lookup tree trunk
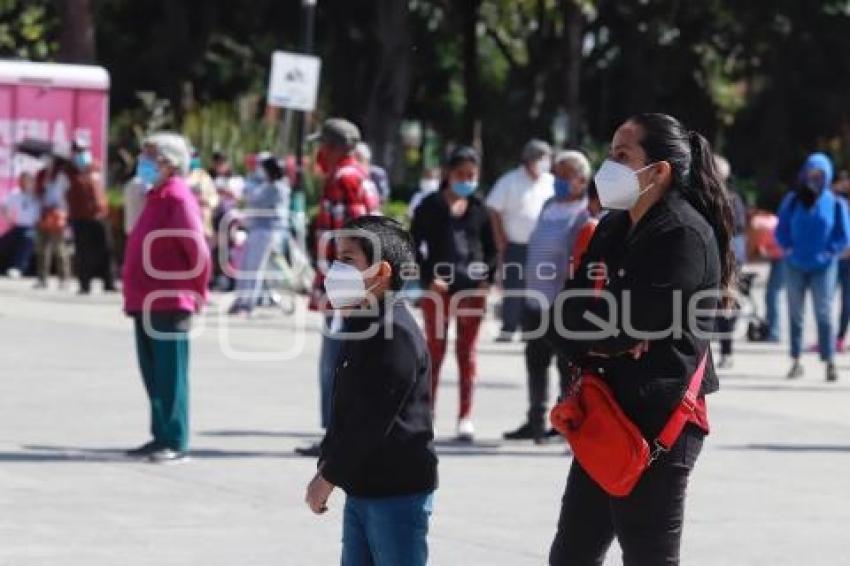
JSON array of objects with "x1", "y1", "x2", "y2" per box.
[
  {"x1": 57, "y1": 0, "x2": 96, "y2": 63},
  {"x1": 361, "y1": 0, "x2": 412, "y2": 183},
  {"x1": 561, "y1": 0, "x2": 585, "y2": 144},
  {"x1": 460, "y1": 0, "x2": 482, "y2": 148}
]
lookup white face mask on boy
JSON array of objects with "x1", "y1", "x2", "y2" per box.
[
  {"x1": 593, "y1": 159, "x2": 657, "y2": 210},
  {"x1": 324, "y1": 261, "x2": 378, "y2": 309}
]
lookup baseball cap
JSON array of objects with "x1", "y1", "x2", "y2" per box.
[{"x1": 308, "y1": 118, "x2": 361, "y2": 150}]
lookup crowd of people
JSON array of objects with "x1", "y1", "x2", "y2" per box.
[
  {"x1": 0, "y1": 138, "x2": 116, "y2": 292},
  {"x1": 300, "y1": 113, "x2": 727, "y2": 565},
  {"x1": 293, "y1": 115, "x2": 850, "y2": 565},
  {"x1": 3, "y1": 113, "x2": 850, "y2": 565}
]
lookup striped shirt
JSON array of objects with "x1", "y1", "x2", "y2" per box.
[{"x1": 524, "y1": 198, "x2": 589, "y2": 309}]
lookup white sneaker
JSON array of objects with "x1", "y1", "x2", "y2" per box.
[
  {"x1": 6, "y1": 268, "x2": 21, "y2": 279},
  {"x1": 457, "y1": 417, "x2": 474, "y2": 443},
  {"x1": 148, "y1": 448, "x2": 188, "y2": 464}
]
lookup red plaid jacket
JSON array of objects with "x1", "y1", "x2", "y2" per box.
[{"x1": 309, "y1": 156, "x2": 381, "y2": 310}]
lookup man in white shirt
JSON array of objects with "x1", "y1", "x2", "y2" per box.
[
  {"x1": 0, "y1": 172, "x2": 41, "y2": 277},
  {"x1": 486, "y1": 139, "x2": 554, "y2": 341}
]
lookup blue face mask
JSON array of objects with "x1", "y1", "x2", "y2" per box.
[
  {"x1": 554, "y1": 177, "x2": 571, "y2": 199},
  {"x1": 189, "y1": 156, "x2": 202, "y2": 171},
  {"x1": 451, "y1": 180, "x2": 478, "y2": 198},
  {"x1": 73, "y1": 151, "x2": 92, "y2": 170},
  {"x1": 137, "y1": 156, "x2": 159, "y2": 187}
]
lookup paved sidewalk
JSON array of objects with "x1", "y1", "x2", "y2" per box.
[{"x1": 1, "y1": 274, "x2": 849, "y2": 565}]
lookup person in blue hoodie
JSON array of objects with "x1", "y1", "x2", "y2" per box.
[{"x1": 775, "y1": 152, "x2": 850, "y2": 381}]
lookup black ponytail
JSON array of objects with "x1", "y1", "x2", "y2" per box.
[
  {"x1": 629, "y1": 113, "x2": 736, "y2": 291},
  {"x1": 686, "y1": 130, "x2": 737, "y2": 291}
]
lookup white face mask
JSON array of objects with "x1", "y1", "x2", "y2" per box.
[
  {"x1": 324, "y1": 261, "x2": 377, "y2": 309},
  {"x1": 593, "y1": 159, "x2": 656, "y2": 210}
]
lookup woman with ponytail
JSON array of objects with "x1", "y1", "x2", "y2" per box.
[{"x1": 546, "y1": 113, "x2": 731, "y2": 565}]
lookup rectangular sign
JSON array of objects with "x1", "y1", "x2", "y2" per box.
[{"x1": 267, "y1": 51, "x2": 321, "y2": 112}]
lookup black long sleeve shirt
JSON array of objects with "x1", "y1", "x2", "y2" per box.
[
  {"x1": 546, "y1": 190, "x2": 721, "y2": 439},
  {"x1": 411, "y1": 190, "x2": 498, "y2": 291},
  {"x1": 319, "y1": 300, "x2": 438, "y2": 497}
]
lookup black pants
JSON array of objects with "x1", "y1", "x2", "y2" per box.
[
  {"x1": 524, "y1": 307, "x2": 571, "y2": 429},
  {"x1": 72, "y1": 219, "x2": 115, "y2": 291},
  {"x1": 500, "y1": 242, "x2": 528, "y2": 333},
  {"x1": 0, "y1": 226, "x2": 36, "y2": 272},
  {"x1": 715, "y1": 314, "x2": 737, "y2": 356},
  {"x1": 549, "y1": 427, "x2": 704, "y2": 566}
]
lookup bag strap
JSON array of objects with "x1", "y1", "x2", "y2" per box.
[{"x1": 652, "y1": 351, "x2": 708, "y2": 456}]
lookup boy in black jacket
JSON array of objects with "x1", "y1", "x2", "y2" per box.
[{"x1": 305, "y1": 216, "x2": 437, "y2": 566}]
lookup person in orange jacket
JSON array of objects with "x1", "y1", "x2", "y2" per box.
[{"x1": 65, "y1": 138, "x2": 116, "y2": 294}]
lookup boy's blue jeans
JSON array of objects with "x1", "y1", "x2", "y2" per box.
[
  {"x1": 786, "y1": 260, "x2": 838, "y2": 361},
  {"x1": 342, "y1": 492, "x2": 433, "y2": 566}
]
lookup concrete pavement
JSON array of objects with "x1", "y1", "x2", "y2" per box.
[{"x1": 1, "y1": 273, "x2": 849, "y2": 565}]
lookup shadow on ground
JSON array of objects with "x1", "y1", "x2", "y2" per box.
[
  {"x1": 200, "y1": 429, "x2": 320, "y2": 439},
  {"x1": 9, "y1": 444, "x2": 307, "y2": 462},
  {"x1": 3, "y1": 440, "x2": 569, "y2": 462},
  {"x1": 720, "y1": 443, "x2": 850, "y2": 453}
]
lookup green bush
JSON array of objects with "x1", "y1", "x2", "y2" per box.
[
  {"x1": 181, "y1": 99, "x2": 280, "y2": 173},
  {"x1": 382, "y1": 200, "x2": 410, "y2": 226}
]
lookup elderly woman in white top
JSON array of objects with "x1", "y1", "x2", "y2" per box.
[{"x1": 228, "y1": 156, "x2": 291, "y2": 315}]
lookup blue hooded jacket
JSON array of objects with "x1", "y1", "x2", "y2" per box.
[{"x1": 775, "y1": 152, "x2": 850, "y2": 271}]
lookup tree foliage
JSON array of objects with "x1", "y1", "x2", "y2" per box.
[
  {"x1": 0, "y1": 0, "x2": 56, "y2": 60},
  {"x1": 6, "y1": 0, "x2": 850, "y2": 203}
]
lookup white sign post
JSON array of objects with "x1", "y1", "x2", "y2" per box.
[{"x1": 267, "y1": 51, "x2": 321, "y2": 112}]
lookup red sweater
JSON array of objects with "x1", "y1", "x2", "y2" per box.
[
  {"x1": 122, "y1": 176, "x2": 211, "y2": 314},
  {"x1": 309, "y1": 156, "x2": 381, "y2": 310}
]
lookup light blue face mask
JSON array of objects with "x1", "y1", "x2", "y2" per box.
[
  {"x1": 137, "y1": 156, "x2": 159, "y2": 187},
  {"x1": 451, "y1": 180, "x2": 478, "y2": 198},
  {"x1": 73, "y1": 151, "x2": 92, "y2": 170}
]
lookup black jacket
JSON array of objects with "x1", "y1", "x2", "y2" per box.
[
  {"x1": 411, "y1": 189, "x2": 498, "y2": 291},
  {"x1": 547, "y1": 190, "x2": 721, "y2": 439},
  {"x1": 320, "y1": 300, "x2": 438, "y2": 497}
]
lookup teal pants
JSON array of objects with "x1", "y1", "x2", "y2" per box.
[{"x1": 133, "y1": 313, "x2": 191, "y2": 451}]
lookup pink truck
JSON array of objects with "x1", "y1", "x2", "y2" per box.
[{"x1": 0, "y1": 60, "x2": 110, "y2": 234}]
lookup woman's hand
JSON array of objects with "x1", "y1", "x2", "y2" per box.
[
  {"x1": 429, "y1": 279, "x2": 449, "y2": 294},
  {"x1": 627, "y1": 340, "x2": 650, "y2": 360},
  {"x1": 305, "y1": 472, "x2": 335, "y2": 515}
]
